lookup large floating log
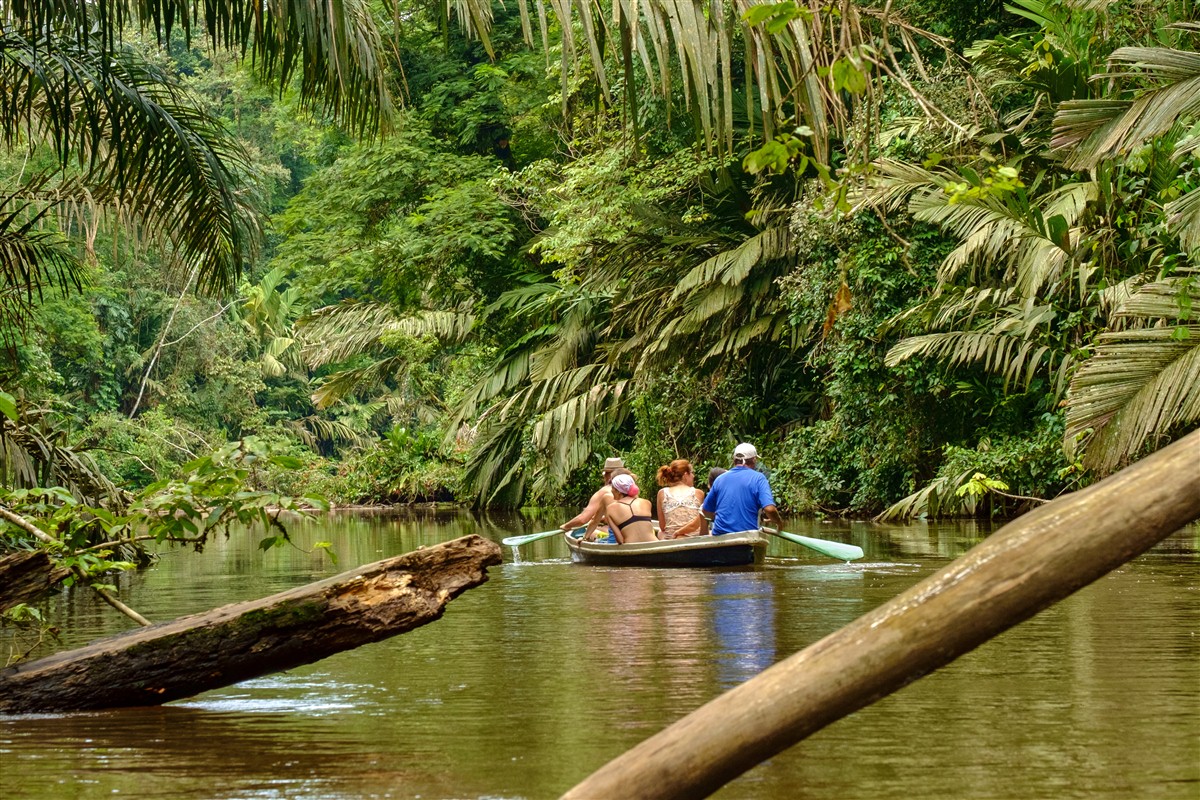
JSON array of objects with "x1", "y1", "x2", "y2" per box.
[
  {"x1": 563, "y1": 430, "x2": 1200, "y2": 799},
  {"x1": 0, "y1": 551, "x2": 69, "y2": 613},
  {"x1": 0, "y1": 534, "x2": 501, "y2": 714}
]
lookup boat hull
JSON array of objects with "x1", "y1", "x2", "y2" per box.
[{"x1": 564, "y1": 529, "x2": 766, "y2": 567}]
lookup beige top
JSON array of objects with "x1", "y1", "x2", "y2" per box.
[{"x1": 660, "y1": 485, "x2": 703, "y2": 539}]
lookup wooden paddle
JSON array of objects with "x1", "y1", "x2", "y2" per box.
[
  {"x1": 500, "y1": 528, "x2": 564, "y2": 547},
  {"x1": 761, "y1": 526, "x2": 864, "y2": 561}
]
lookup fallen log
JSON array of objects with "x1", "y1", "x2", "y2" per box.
[
  {"x1": 0, "y1": 551, "x2": 69, "y2": 613},
  {"x1": 563, "y1": 430, "x2": 1200, "y2": 799},
  {"x1": 0, "y1": 534, "x2": 501, "y2": 714}
]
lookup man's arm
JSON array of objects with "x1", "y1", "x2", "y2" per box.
[
  {"x1": 582, "y1": 504, "x2": 608, "y2": 542},
  {"x1": 562, "y1": 488, "x2": 605, "y2": 530},
  {"x1": 760, "y1": 503, "x2": 782, "y2": 531},
  {"x1": 756, "y1": 474, "x2": 780, "y2": 530}
]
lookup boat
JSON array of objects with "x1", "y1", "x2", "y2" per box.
[{"x1": 563, "y1": 527, "x2": 767, "y2": 567}]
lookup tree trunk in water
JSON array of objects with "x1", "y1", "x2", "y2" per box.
[
  {"x1": 563, "y1": 430, "x2": 1200, "y2": 800},
  {"x1": 0, "y1": 534, "x2": 501, "y2": 714},
  {"x1": 0, "y1": 551, "x2": 69, "y2": 613}
]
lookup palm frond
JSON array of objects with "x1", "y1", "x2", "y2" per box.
[
  {"x1": 461, "y1": 413, "x2": 528, "y2": 505},
  {"x1": 885, "y1": 302, "x2": 1063, "y2": 390},
  {"x1": 860, "y1": 158, "x2": 953, "y2": 213},
  {"x1": 700, "y1": 313, "x2": 787, "y2": 361},
  {"x1": 462, "y1": 364, "x2": 630, "y2": 503},
  {"x1": 1164, "y1": 186, "x2": 1200, "y2": 256},
  {"x1": 0, "y1": 188, "x2": 82, "y2": 341},
  {"x1": 875, "y1": 467, "x2": 977, "y2": 521},
  {"x1": 529, "y1": 376, "x2": 630, "y2": 491},
  {"x1": 671, "y1": 224, "x2": 791, "y2": 299},
  {"x1": 910, "y1": 181, "x2": 1096, "y2": 296},
  {"x1": 1065, "y1": 275, "x2": 1200, "y2": 473},
  {"x1": 285, "y1": 415, "x2": 376, "y2": 451},
  {"x1": 1113, "y1": 277, "x2": 1200, "y2": 320},
  {"x1": 1053, "y1": 47, "x2": 1200, "y2": 169},
  {"x1": 1065, "y1": 325, "x2": 1200, "y2": 473},
  {"x1": 455, "y1": 0, "x2": 960, "y2": 153},
  {"x1": 885, "y1": 286, "x2": 1018, "y2": 333},
  {"x1": 0, "y1": 399, "x2": 126, "y2": 507},
  {"x1": 0, "y1": 33, "x2": 260, "y2": 293},
  {"x1": 300, "y1": 302, "x2": 474, "y2": 367},
  {"x1": 7, "y1": 0, "x2": 392, "y2": 133},
  {"x1": 311, "y1": 355, "x2": 407, "y2": 409}
]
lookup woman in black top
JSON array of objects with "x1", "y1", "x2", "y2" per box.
[{"x1": 584, "y1": 473, "x2": 657, "y2": 543}]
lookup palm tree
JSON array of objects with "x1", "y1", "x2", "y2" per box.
[
  {"x1": 0, "y1": 1, "x2": 393, "y2": 334},
  {"x1": 0, "y1": 1, "x2": 394, "y2": 490},
  {"x1": 871, "y1": 15, "x2": 1200, "y2": 501},
  {"x1": 1051, "y1": 36, "x2": 1200, "y2": 471},
  {"x1": 241, "y1": 267, "x2": 307, "y2": 380}
]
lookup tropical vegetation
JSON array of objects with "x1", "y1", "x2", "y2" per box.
[{"x1": 2, "y1": 0, "x2": 1198, "y2": 574}]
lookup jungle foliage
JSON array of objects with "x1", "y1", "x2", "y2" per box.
[{"x1": 1, "y1": 0, "x2": 1198, "y2": 535}]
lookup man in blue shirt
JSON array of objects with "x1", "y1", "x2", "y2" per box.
[{"x1": 702, "y1": 443, "x2": 782, "y2": 535}]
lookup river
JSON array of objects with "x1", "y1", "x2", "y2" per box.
[{"x1": 1, "y1": 510, "x2": 1197, "y2": 799}]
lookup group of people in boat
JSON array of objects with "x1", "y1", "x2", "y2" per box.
[{"x1": 560, "y1": 443, "x2": 782, "y2": 545}]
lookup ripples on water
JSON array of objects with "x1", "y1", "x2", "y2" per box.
[{"x1": 1, "y1": 513, "x2": 1197, "y2": 800}]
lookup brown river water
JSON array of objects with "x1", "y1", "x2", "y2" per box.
[{"x1": 1, "y1": 510, "x2": 1197, "y2": 799}]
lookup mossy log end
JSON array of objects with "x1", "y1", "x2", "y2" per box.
[
  {"x1": 0, "y1": 551, "x2": 70, "y2": 613},
  {"x1": 0, "y1": 534, "x2": 501, "y2": 714}
]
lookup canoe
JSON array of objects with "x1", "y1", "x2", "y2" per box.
[{"x1": 564, "y1": 528, "x2": 767, "y2": 567}]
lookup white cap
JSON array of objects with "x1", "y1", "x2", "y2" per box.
[
  {"x1": 611, "y1": 473, "x2": 639, "y2": 496},
  {"x1": 733, "y1": 443, "x2": 758, "y2": 461}
]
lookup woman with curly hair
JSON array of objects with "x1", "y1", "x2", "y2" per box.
[{"x1": 656, "y1": 459, "x2": 707, "y2": 539}]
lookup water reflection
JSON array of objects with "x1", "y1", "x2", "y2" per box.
[
  {"x1": 710, "y1": 571, "x2": 777, "y2": 689},
  {"x1": 0, "y1": 513, "x2": 1196, "y2": 800}
]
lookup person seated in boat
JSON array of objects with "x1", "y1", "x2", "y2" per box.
[
  {"x1": 656, "y1": 459, "x2": 708, "y2": 539},
  {"x1": 706, "y1": 466, "x2": 726, "y2": 490},
  {"x1": 584, "y1": 473, "x2": 657, "y2": 544},
  {"x1": 702, "y1": 443, "x2": 781, "y2": 536},
  {"x1": 561, "y1": 457, "x2": 626, "y2": 536}
]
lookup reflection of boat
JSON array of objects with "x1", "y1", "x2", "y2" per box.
[{"x1": 564, "y1": 528, "x2": 767, "y2": 567}]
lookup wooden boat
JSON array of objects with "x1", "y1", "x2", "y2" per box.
[{"x1": 564, "y1": 528, "x2": 767, "y2": 567}]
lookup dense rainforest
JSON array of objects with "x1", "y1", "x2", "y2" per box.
[{"x1": 1, "y1": 0, "x2": 1198, "y2": 566}]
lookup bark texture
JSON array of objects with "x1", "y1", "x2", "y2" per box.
[
  {"x1": 0, "y1": 551, "x2": 69, "y2": 613},
  {"x1": 0, "y1": 534, "x2": 501, "y2": 713},
  {"x1": 563, "y1": 430, "x2": 1200, "y2": 800}
]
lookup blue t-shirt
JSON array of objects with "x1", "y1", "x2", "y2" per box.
[{"x1": 702, "y1": 466, "x2": 775, "y2": 535}]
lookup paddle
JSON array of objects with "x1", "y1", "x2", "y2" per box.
[
  {"x1": 501, "y1": 528, "x2": 565, "y2": 547},
  {"x1": 761, "y1": 526, "x2": 864, "y2": 561}
]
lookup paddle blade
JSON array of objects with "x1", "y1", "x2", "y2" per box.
[
  {"x1": 765, "y1": 528, "x2": 864, "y2": 561},
  {"x1": 501, "y1": 529, "x2": 562, "y2": 547}
]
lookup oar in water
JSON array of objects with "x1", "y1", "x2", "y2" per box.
[
  {"x1": 761, "y1": 526, "x2": 864, "y2": 561},
  {"x1": 501, "y1": 528, "x2": 565, "y2": 547}
]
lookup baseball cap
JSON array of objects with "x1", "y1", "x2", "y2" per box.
[{"x1": 733, "y1": 443, "x2": 758, "y2": 460}]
